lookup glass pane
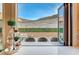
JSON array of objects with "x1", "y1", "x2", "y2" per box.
[
  {"x1": 58, "y1": 4, "x2": 64, "y2": 44},
  {"x1": 0, "y1": 3, "x2": 4, "y2": 51}
]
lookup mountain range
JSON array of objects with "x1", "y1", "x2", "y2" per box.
[{"x1": 17, "y1": 14, "x2": 59, "y2": 28}]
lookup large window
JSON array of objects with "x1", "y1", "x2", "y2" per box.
[{"x1": 17, "y1": 3, "x2": 63, "y2": 46}]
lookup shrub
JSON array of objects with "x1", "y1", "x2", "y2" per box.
[
  {"x1": 51, "y1": 37, "x2": 58, "y2": 42},
  {"x1": 25, "y1": 37, "x2": 35, "y2": 42},
  {"x1": 38, "y1": 37, "x2": 48, "y2": 42}
]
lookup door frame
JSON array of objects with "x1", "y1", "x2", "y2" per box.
[{"x1": 70, "y1": 3, "x2": 72, "y2": 46}]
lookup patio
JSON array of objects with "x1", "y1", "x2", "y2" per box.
[{"x1": 14, "y1": 46, "x2": 79, "y2": 55}]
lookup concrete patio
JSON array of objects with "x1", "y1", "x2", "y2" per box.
[{"x1": 14, "y1": 46, "x2": 79, "y2": 55}]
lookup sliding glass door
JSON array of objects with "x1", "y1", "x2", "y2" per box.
[
  {"x1": 58, "y1": 4, "x2": 64, "y2": 45},
  {"x1": 58, "y1": 3, "x2": 70, "y2": 46}
]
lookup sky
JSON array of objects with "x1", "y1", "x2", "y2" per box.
[{"x1": 18, "y1": 3, "x2": 63, "y2": 20}]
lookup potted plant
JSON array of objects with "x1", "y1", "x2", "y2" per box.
[
  {"x1": 7, "y1": 20, "x2": 16, "y2": 27},
  {"x1": 14, "y1": 36, "x2": 20, "y2": 41},
  {"x1": 7, "y1": 20, "x2": 16, "y2": 50}
]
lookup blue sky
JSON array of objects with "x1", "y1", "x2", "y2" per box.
[{"x1": 18, "y1": 3, "x2": 63, "y2": 20}]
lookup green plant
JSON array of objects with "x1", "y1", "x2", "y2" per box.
[
  {"x1": 18, "y1": 28, "x2": 63, "y2": 32},
  {"x1": 14, "y1": 36, "x2": 20, "y2": 41},
  {"x1": 7, "y1": 20, "x2": 16, "y2": 26}
]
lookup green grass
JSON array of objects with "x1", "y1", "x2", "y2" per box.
[{"x1": 18, "y1": 28, "x2": 63, "y2": 32}]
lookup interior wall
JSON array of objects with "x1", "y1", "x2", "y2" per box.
[{"x1": 72, "y1": 3, "x2": 79, "y2": 47}]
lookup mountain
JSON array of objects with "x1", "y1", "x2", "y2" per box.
[
  {"x1": 17, "y1": 14, "x2": 59, "y2": 28},
  {"x1": 37, "y1": 14, "x2": 58, "y2": 21}
]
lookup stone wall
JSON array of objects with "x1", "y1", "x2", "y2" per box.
[{"x1": 20, "y1": 32, "x2": 58, "y2": 40}]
